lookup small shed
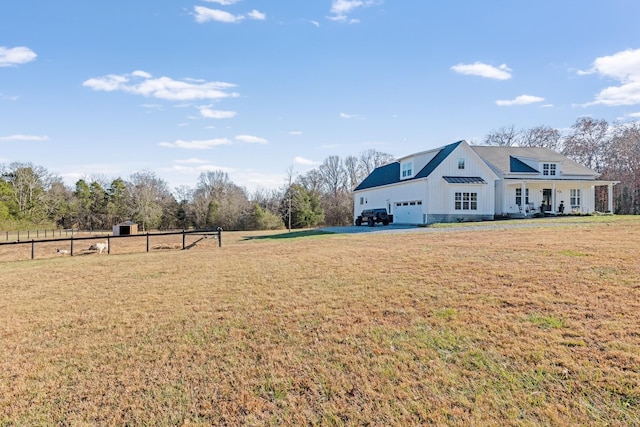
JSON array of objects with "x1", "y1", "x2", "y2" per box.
[{"x1": 113, "y1": 221, "x2": 138, "y2": 236}]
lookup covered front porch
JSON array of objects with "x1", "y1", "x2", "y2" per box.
[{"x1": 503, "y1": 180, "x2": 617, "y2": 218}]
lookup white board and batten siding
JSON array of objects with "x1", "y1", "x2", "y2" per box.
[
  {"x1": 424, "y1": 143, "x2": 497, "y2": 217},
  {"x1": 354, "y1": 180, "x2": 428, "y2": 224}
]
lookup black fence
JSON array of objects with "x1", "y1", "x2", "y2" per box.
[
  {"x1": 0, "y1": 228, "x2": 222, "y2": 260},
  {"x1": 2, "y1": 229, "x2": 92, "y2": 241}
]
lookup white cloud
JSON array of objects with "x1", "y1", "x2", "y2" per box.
[
  {"x1": 248, "y1": 9, "x2": 266, "y2": 20},
  {"x1": 0, "y1": 46, "x2": 37, "y2": 67},
  {"x1": 167, "y1": 163, "x2": 235, "y2": 174},
  {"x1": 203, "y1": 0, "x2": 241, "y2": 4},
  {"x1": 451, "y1": 62, "x2": 512, "y2": 80},
  {"x1": 0, "y1": 92, "x2": 20, "y2": 101},
  {"x1": 329, "y1": 0, "x2": 379, "y2": 22},
  {"x1": 83, "y1": 71, "x2": 238, "y2": 101},
  {"x1": 174, "y1": 157, "x2": 208, "y2": 164},
  {"x1": 199, "y1": 107, "x2": 237, "y2": 119},
  {"x1": 289, "y1": 131, "x2": 303, "y2": 135},
  {"x1": 628, "y1": 112, "x2": 640, "y2": 118},
  {"x1": 340, "y1": 112, "x2": 363, "y2": 119},
  {"x1": 294, "y1": 156, "x2": 319, "y2": 165},
  {"x1": 496, "y1": 95, "x2": 545, "y2": 106},
  {"x1": 194, "y1": 6, "x2": 244, "y2": 23},
  {"x1": 159, "y1": 138, "x2": 232, "y2": 149},
  {"x1": 234, "y1": 134, "x2": 268, "y2": 144},
  {"x1": 580, "y1": 48, "x2": 640, "y2": 106},
  {"x1": 0, "y1": 134, "x2": 49, "y2": 142},
  {"x1": 310, "y1": 20, "x2": 320, "y2": 27}
]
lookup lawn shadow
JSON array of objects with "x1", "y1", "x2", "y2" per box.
[{"x1": 242, "y1": 229, "x2": 334, "y2": 241}]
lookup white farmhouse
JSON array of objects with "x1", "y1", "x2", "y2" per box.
[{"x1": 353, "y1": 140, "x2": 618, "y2": 225}]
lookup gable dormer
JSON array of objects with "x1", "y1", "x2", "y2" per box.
[{"x1": 400, "y1": 159, "x2": 414, "y2": 179}]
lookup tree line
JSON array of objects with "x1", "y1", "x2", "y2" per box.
[
  {"x1": 1, "y1": 117, "x2": 639, "y2": 231},
  {"x1": 0, "y1": 149, "x2": 394, "y2": 232}
]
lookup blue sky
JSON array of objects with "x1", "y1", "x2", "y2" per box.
[{"x1": 2, "y1": 1, "x2": 640, "y2": 193}]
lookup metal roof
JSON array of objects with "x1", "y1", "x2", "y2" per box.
[{"x1": 442, "y1": 176, "x2": 487, "y2": 184}]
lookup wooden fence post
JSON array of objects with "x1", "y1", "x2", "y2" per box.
[
  {"x1": 31, "y1": 240, "x2": 35, "y2": 260},
  {"x1": 182, "y1": 230, "x2": 186, "y2": 250},
  {"x1": 70, "y1": 236, "x2": 74, "y2": 256},
  {"x1": 217, "y1": 227, "x2": 222, "y2": 247},
  {"x1": 146, "y1": 232, "x2": 150, "y2": 252}
]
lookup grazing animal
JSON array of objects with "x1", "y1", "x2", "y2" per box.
[
  {"x1": 55, "y1": 248, "x2": 69, "y2": 255},
  {"x1": 95, "y1": 241, "x2": 108, "y2": 254}
]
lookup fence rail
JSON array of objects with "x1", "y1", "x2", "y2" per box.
[
  {"x1": 0, "y1": 228, "x2": 222, "y2": 260},
  {"x1": 1, "y1": 229, "x2": 95, "y2": 241}
]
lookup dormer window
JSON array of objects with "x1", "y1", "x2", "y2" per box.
[
  {"x1": 542, "y1": 163, "x2": 557, "y2": 176},
  {"x1": 458, "y1": 158, "x2": 465, "y2": 169},
  {"x1": 401, "y1": 161, "x2": 413, "y2": 178}
]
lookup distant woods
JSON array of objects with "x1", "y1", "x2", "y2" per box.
[
  {"x1": 0, "y1": 149, "x2": 395, "y2": 232},
  {"x1": 1, "y1": 117, "x2": 639, "y2": 231}
]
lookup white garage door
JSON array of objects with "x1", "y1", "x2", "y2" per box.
[{"x1": 393, "y1": 201, "x2": 424, "y2": 224}]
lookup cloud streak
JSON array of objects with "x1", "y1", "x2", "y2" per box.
[
  {"x1": 83, "y1": 71, "x2": 238, "y2": 101},
  {"x1": 0, "y1": 46, "x2": 37, "y2": 67},
  {"x1": 451, "y1": 62, "x2": 512, "y2": 80},
  {"x1": 496, "y1": 95, "x2": 545, "y2": 106},
  {"x1": 193, "y1": 6, "x2": 266, "y2": 23},
  {"x1": 0, "y1": 134, "x2": 49, "y2": 142}
]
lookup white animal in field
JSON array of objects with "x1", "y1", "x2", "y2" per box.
[
  {"x1": 88, "y1": 241, "x2": 108, "y2": 254},
  {"x1": 95, "y1": 241, "x2": 108, "y2": 254},
  {"x1": 55, "y1": 248, "x2": 69, "y2": 255}
]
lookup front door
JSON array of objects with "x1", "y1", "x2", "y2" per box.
[{"x1": 542, "y1": 189, "x2": 552, "y2": 212}]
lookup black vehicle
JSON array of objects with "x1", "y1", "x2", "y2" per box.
[{"x1": 355, "y1": 208, "x2": 389, "y2": 226}]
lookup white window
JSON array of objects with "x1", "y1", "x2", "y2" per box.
[
  {"x1": 359, "y1": 197, "x2": 364, "y2": 205},
  {"x1": 515, "y1": 188, "x2": 529, "y2": 206},
  {"x1": 543, "y1": 163, "x2": 557, "y2": 176},
  {"x1": 458, "y1": 158, "x2": 465, "y2": 169},
  {"x1": 455, "y1": 192, "x2": 477, "y2": 210},
  {"x1": 401, "y1": 162, "x2": 413, "y2": 178},
  {"x1": 570, "y1": 189, "x2": 581, "y2": 206}
]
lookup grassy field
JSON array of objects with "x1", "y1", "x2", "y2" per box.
[{"x1": 1, "y1": 217, "x2": 639, "y2": 425}]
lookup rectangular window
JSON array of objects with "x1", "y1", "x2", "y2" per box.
[
  {"x1": 401, "y1": 162, "x2": 413, "y2": 178},
  {"x1": 359, "y1": 197, "x2": 364, "y2": 205},
  {"x1": 458, "y1": 158, "x2": 465, "y2": 169},
  {"x1": 455, "y1": 192, "x2": 477, "y2": 211},
  {"x1": 515, "y1": 188, "x2": 529, "y2": 206},
  {"x1": 543, "y1": 163, "x2": 557, "y2": 176},
  {"x1": 570, "y1": 189, "x2": 581, "y2": 206}
]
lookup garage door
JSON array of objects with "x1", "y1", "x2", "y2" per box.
[{"x1": 394, "y1": 201, "x2": 424, "y2": 224}]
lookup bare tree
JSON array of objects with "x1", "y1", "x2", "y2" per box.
[
  {"x1": 192, "y1": 170, "x2": 248, "y2": 230},
  {"x1": 520, "y1": 125, "x2": 562, "y2": 150},
  {"x1": 359, "y1": 149, "x2": 395, "y2": 177},
  {"x1": 319, "y1": 155, "x2": 348, "y2": 197},
  {"x1": 603, "y1": 122, "x2": 640, "y2": 214},
  {"x1": 562, "y1": 117, "x2": 610, "y2": 172},
  {"x1": 1, "y1": 162, "x2": 54, "y2": 222},
  {"x1": 128, "y1": 170, "x2": 171, "y2": 231},
  {"x1": 484, "y1": 125, "x2": 520, "y2": 146}
]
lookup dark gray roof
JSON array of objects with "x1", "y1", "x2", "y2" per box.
[
  {"x1": 510, "y1": 156, "x2": 539, "y2": 173},
  {"x1": 354, "y1": 140, "x2": 463, "y2": 191},
  {"x1": 442, "y1": 176, "x2": 487, "y2": 184}
]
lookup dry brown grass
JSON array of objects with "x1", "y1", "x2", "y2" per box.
[{"x1": 1, "y1": 217, "x2": 639, "y2": 425}]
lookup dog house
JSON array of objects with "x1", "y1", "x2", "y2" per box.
[{"x1": 113, "y1": 221, "x2": 138, "y2": 236}]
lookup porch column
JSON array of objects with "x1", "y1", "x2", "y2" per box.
[
  {"x1": 608, "y1": 184, "x2": 613, "y2": 213},
  {"x1": 521, "y1": 182, "x2": 526, "y2": 215},
  {"x1": 552, "y1": 182, "x2": 556, "y2": 212}
]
